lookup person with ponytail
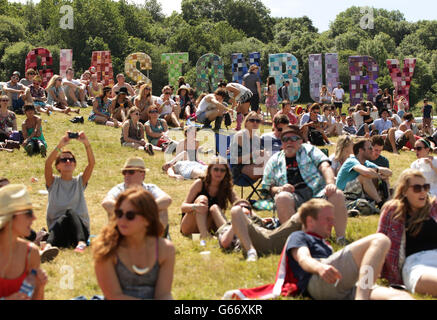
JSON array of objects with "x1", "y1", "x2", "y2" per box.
[
  {"x1": 93, "y1": 188, "x2": 175, "y2": 300},
  {"x1": 378, "y1": 169, "x2": 437, "y2": 297}
]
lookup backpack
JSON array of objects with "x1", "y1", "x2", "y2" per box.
[
  {"x1": 308, "y1": 128, "x2": 325, "y2": 146},
  {"x1": 277, "y1": 86, "x2": 284, "y2": 99}
]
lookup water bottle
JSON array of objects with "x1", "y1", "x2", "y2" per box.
[{"x1": 19, "y1": 269, "x2": 37, "y2": 298}]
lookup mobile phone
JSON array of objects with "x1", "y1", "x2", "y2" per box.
[{"x1": 68, "y1": 132, "x2": 79, "y2": 139}]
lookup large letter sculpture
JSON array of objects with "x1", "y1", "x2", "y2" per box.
[
  {"x1": 269, "y1": 53, "x2": 300, "y2": 102},
  {"x1": 91, "y1": 51, "x2": 114, "y2": 86},
  {"x1": 125, "y1": 52, "x2": 152, "y2": 86},
  {"x1": 386, "y1": 58, "x2": 416, "y2": 106},
  {"x1": 348, "y1": 56, "x2": 379, "y2": 106},
  {"x1": 25, "y1": 48, "x2": 54, "y2": 87},
  {"x1": 59, "y1": 49, "x2": 73, "y2": 78},
  {"x1": 231, "y1": 52, "x2": 261, "y2": 84},
  {"x1": 309, "y1": 53, "x2": 339, "y2": 102},
  {"x1": 196, "y1": 53, "x2": 224, "y2": 93},
  {"x1": 161, "y1": 53, "x2": 189, "y2": 89}
]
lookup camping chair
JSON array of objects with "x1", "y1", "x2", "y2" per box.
[{"x1": 214, "y1": 132, "x2": 262, "y2": 202}]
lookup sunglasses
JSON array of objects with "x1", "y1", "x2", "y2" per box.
[
  {"x1": 248, "y1": 119, "x2": 261, "y2": 123},
  {"x1": 28, "y1": 73, "x2": 36, "y2": 76},
  {"x1": 132, "y1": 112, "x2": 140, "y2": 116},
  {"x1": 114, "y1": 209, "x2": 137, "y2": 221},
  {"x1": 414, "y1": 146, "x2": 425, "y2": 151},
  {"x1": 33, "y1": 82, "x2": 40, "y2": 85},
  {"x1": 59, "y1": 157, "x2": 76, "y2": 163},
  {"x1": 212, "y1": 167, "x2": 227, "y2": 173},
  {"x1": 409, "y1": 184, "x2": 431, "y2": 193},
  {"x1": 149, "y1": 110, "x2": 159, "y2": 114},
  {"x1": 0, "y1": 99, "x2": 9, "y2": 102},
  {"x1": 164, "y1": 92, "x2": 171, "y2": 95},
  {"x1": 56, "y1": 79, "x2": 62, "y2": 82},
  {"x1": 14, "y1": 209, "x2": 34, "y2": 218},
  {"x1": 282, "y1": 135, "x2": 301, "y2": 143},
  {"x1": 122, "y1": 170, "x2": 140, "y2": 175}
]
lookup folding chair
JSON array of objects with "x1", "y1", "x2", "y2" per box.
[{"x1": 214, "y1": 132, "x2": 262, "y2": 202}]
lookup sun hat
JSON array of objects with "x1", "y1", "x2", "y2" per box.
[
  {"x1": 177, "y1": 85, "x2": 189, "y2": 95},
  {"x1": 280, "y1": 125, "x2": 303, "y2": 139},
  {"x1": 0, "y1": 184, "x2": 33, "y2": 229},
  {"x1": 121, "y1": 157, "x2": 146, "y2": 173}
]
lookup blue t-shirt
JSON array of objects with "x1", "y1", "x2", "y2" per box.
[
  {"x1": 286, "y1": 231, "x2": 333, "y2": 293},
  {"x1": 336, "y1": 156, "x2": 378, "y2": 190},
  {"x1": 373, "y1": 118, "x2": 392, "y2": 134},
  {"x1": 260, "y1": 132, "x2": 282, "y2": 154}
]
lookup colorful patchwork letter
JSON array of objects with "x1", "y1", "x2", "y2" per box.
[
  {"x1": 25, "y1": 48, "x2": 54, "y2": 87},
  {"x1": 309, "y1": 53, "x2": 339, "y2": 102},
  {"x1": 161, "y1": 53, "x2": 189, "y2": 88},
  {"x1": 231, "y1": 52, "x2": 261, "y2": 84},
  {"x1": 268, "y1": 53, "x2": 300, "y2": 102},
  {"x1": 196, "y1": 53, "x2": 225, "y2": 93},
  {"x1": 91, "y1": 51, "x2": 114, "y2": 87},
  {"x1": 348, "y1": 56, "x2": 379, "y2": 106},
  {"x1": 125, "y1": 52, "x2": 152, "y2": 86},
  {"x1": 60, "y1": 49, "x2": 73, "y2": 78},
  {"x1": 386, "y1": 58, "x2": 416, "y2": 106}
]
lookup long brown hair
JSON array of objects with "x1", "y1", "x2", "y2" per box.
[
  {"x1": 202, "y1": 156, "x2": 233, "y2": 211},
  {"x1": 384, "y1": 169, "x2": 434, "y2": 237},
  {"x1": 93, "y1": 188, "x2": 163, "y2": 262}
]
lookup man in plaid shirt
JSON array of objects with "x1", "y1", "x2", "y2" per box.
[{"x1": 261, "y1": 125, "x2": 348, "y2": 244}]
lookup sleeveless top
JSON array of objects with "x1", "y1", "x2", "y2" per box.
[
  {"x1": 121, "y1": 119, "x2": 143, "y2": 144},
  {"x1": 114, "y1": 239, "x2": 160, "y2": 300},
  {"x1": 145, "y1": 119, "x2": 165, "y2": 145},
  {"x1": 0, "y1": 243, "x2": 31, "y2": 298},
  {"x1": 196, "y1": 181, "x2": 219, "y2": 208},
  {"x1": 26, "y1": 127, "x2": 47, "y2": 148},
  {"x1": 89, "y1": 84, "x2": 102, "y2": 97},
  {"x1": 47, "y1": 86, "x2": 63, "y2": 105}
]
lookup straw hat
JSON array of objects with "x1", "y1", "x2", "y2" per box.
[
  {"x1": 121, "y1": 157, "x2": 146, "y2": 173},
  {"x1": 0, "y1": 184, "x2": 33, "y2": 229}
]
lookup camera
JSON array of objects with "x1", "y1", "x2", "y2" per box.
[{"x1": 68, "y1": 132, "x2": 79, "y2": 139}]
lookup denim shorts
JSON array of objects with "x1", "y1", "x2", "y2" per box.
[
  {"x1": 196, "y1": 111, "x2": 207, "y2": 124},
  {"x1": 402, "y1": 249, "x2": 437, "y2": 293}
]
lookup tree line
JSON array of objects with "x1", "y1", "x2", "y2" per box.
[{"x1": 0, "y1": 0, "x2": 436, "y2": 106}]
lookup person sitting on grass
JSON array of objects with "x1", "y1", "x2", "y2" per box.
[
  {"x1": 110, "y1": 87, "x2": 133, "y2": 123},
  {"x1": 336, "y1": 138, "x2": 392, "y2": 210},
  {"x1": 181, "y1": 157, "x2": 238, "y2": 239},
  {"x1": 156, "y1": 86, "x2": 183, "y2": 129},
  {"x1": 44, "y1": 132, "x2": 95, "y2": 253},
  {"x1": 218, "y1": 199, "x2": 302, "y2": 262},
  {"x1": 94, "y1": 188, "x2": 175, "y2": 300},
  {"x1": 134, "y1": 84, "x2": 154, "y2": 123},
  {"x1": 287, "y1": 198, "x2": 413, "y2": 300},
  {"x1": 87, "y1": 73, "x2": 103, "y2": 100},
  {"x1": 2, "y1": 71, "x2": 32, "y2": 114},
  {"x1": 0, "y1": 184, "x2": 48, "y2": 300},
  {"x1": 29, "y1": 76, "x2": 51, "y2": 115},
  {"x1": 370, "y1": 135, "x2": 390, "y2": 168},
  {"x1": 101, "y1": 157, "x2": 172, "y2": 238},
  {"x1": 0, "y1": 95, "x2": 17, "y2": 144},
  {"x1": 120, "y1": 107, "x2": 154, "y2": 156},
  {"x1": 260, "y1": 113, "x2": 290, "y2": 157},
  {"x1": 378, "y1": 169, "x2": 437, "y2": 297},
  {"x1": 62, "y1": 67, "x2": 88, "y2": 108},
  {"x1": 88, "y1": 86, "x2": 120, "y2": 127},
  {"x1": 144, "y1": 106, "x2": 174, "y2": 152},
  {"x1": 111, "y1": 73, "x2": 135, "y2": 98},
  {"x1": 329, "y1": 135, "x2": 354, "y2": 176},
  {"x1": 410, "y1": 138, "x2": 437, "y2": 197},
  {"x1": 21, "y1": 104, "x2": 47, "y2": 157},
  {"x1": 46, "y1": 75, "x2": 80, "y2": 115}
]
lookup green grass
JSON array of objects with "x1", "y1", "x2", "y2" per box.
[{"x1": 0, "y1": 105, "x2": 433, "y2": 300}]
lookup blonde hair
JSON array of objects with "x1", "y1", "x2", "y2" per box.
[
  {"x1": 385, "y1": 169, "x2": 434, "y2": 237},
  {"x1": 137, "y1": 84, "x2": 151, "y2": 101},
  {"x1": 243, "y1": 111, "x2": 260, "y2": 128},
  {"x1": 299, "y1": 198, "x2": 333, "y2": 228},
  {"x1": 127, "y1": 106, "x2": 141, "y2": 119},
  {"x1": 46, "y1": 75, "x2": 62, "y2": 90},
  {"x1": 334, "y1": 135, "x2": 354, "y2": 162}
]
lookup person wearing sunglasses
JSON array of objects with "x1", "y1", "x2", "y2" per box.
[
  {"x1": 94, "y1": 188, "x2": 175, "y2": 300},
  {"x1": 0, "y1": 95, "x2": 17, "y2": 144},
  {"x1": 144, "y1": 106, "x2": 176, "y2": 151},
  {"x1": 336, "y1": 138, "x2": 392, "y2": 212},
  {"x1": 261, "y1": 114, "x2": 290, "y2": 157},
  {"x1": 156, "y1": 85, "x2": 183, "y2": 129},
  {"x1": 19, "y1": 68, "x2": 37, "y2": 87},
  {"x1": 102, "y1": 157, "x2": 172, "y2": 238},
  {"x1": 110, "y1": 87, "x2": 133, "y2": 123},
  {"x1": 87, "y1": 73, "x2": 103, "y2": 100},
  {"x1": 28, "y1": 75, "x2": 52, "y2": 115},
  {"x1": 89, "y1": 86, "x2": 120, "y2": 127},
  {"x1": 378, "y1": 169, "x2": 437, "y2": 297},
  {"x1": 261, "y1": 125, "x2": 348, "y2": 245},
  {"x1": 46, "y1": 75, "x2": 80, "y2": 115},
  {"x1": 0, "y1": 184, "x2": 48, "y2": 300},
  {"x1": 2, "y1": 71, "x2": 32, "y2": 114},
  {"x1": 120, "y1": 106, "x2": 154, "y2": 156},
  {"x1": 181, "y1": 156, "x2": 238, "y2": 239},
  {"x1": 134, "y1": 84, "x2": 154, "y2": 123},
  {"x1": 300, "y1": 103, "x2": 332, "y2": 145},
  {"x1": 410, "y1": 139, "x2": 437, "y2": 197},
  {"x1": 44, "y1": 132, "x2": 95, "y2": 252},
  {"x1": 230, "y1": 112, "x2": 265, "y2": 181},
  {"x1": 21, "y1": 104, "x2": 48, "y2": 157}
]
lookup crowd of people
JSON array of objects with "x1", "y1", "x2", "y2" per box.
[{"x1": 1, "y1": 65, "x2": 437, "y2": 301}]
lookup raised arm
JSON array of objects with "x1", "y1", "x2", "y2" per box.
[
  {"x1": 77, "y1": 132, "x2": 95, "y2": 187},
  {"x1": 45, "y1": 133, "x2": 70, "y2": 188}
]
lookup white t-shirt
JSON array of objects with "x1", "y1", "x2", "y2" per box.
[
  {"x1": 104, "y1": 182, "x2": 166, "y2": 204},
  {"x1": 63, "y1": 78, "x2": 82, "y2": 87},
  {"x1": 196, "y1": 94, "x2": 216, "y2": 115},
  {"x1": 227, "y1": 83, "x2": 251, "y2": 101},
  {"x1": 411, "y1": 157, "x2": 437, "y2": 196},
  {"x1": 156, "y1": 97, "x2": 176, "y2": 115},
  {"x1": 332, "y1": 88, "x2": 344, "y2": 102}
]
